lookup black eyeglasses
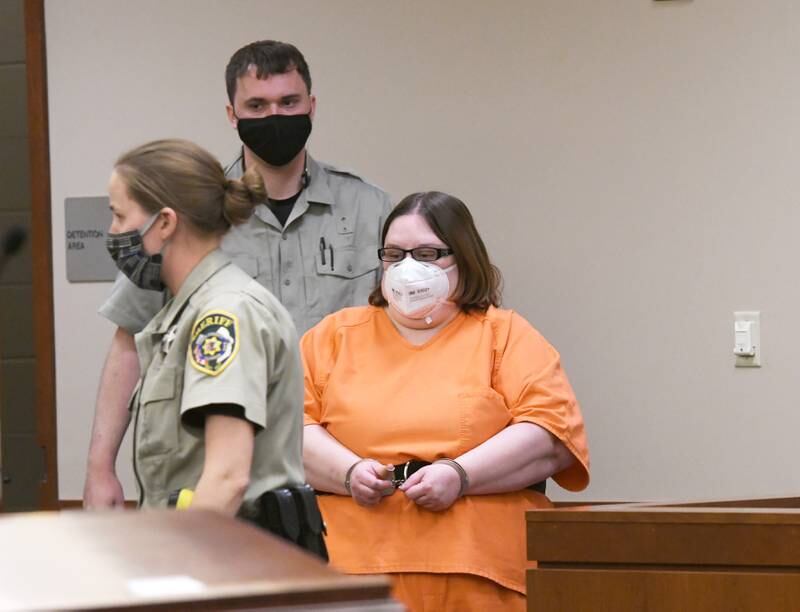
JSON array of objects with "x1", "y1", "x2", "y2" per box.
[{"x1": 377, "y1": 247, "x2": 454, "y2": 263}]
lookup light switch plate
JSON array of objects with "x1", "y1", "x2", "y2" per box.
[{"x1": 734, "y1": 311, "x2": 761, "y2": 367}]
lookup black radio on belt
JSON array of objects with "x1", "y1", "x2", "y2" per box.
[{"x1": 239, "y1": 484, "x2": 328, "y2": 562}]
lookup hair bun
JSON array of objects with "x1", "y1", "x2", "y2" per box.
[{"x1": 223, "y1": 168, "x2": 266, "y2": 225}]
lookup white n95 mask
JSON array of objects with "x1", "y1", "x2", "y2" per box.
[{"x1": 383, "y1": 257, "x2": 455, "y2": 320}]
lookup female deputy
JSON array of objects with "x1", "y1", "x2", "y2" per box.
[
  {"x1": 302, "y1": 191, "x2": 590, "y2": 611},
  {"x1": 105, "y1": 139, "x2": 304, "y2": 514}
]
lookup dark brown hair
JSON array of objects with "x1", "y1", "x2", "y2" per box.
[
  {"x1": 368, "y1": 191, "x2": 502, "y2": 312},
  {"x1": 225, "y1": 40, "x2": 312, "y2": 104},
  {"x1": 115, "y1": 139, "x2": 265, "y2": 234}
]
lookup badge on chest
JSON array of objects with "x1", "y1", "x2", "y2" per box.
[
  {"x1": 189, "y1": 310, "x2": 239, "y2": 376},
  {"x1": 161, "y1": 325, "x2": 179, "y2": 355}
]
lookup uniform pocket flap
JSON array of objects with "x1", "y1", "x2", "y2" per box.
[
  {"x1": 315, "y1": 245, "x2": 378, "y2": 279},
  {"x1": 141, "y1": 366, "x2": 177, "y2": 403}
]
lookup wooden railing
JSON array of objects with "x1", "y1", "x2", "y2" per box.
[{"x1": 527, "y1": 496, "x2": 800, "y2": 611}]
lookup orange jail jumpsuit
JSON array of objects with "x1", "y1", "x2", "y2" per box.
[{"x1": 302, "y1": 305, "x2": 590, "y2": 609}]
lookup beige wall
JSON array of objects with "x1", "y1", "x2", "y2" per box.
[{"x1": 46, "y1": 0, "x2": 800, "y2": 502}]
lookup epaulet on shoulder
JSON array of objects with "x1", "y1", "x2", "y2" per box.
[
  {"x1": 317, "y1": 161, "x2": 389, "y2": 198},
  {"x1": 319, "y1": 161, "x2": 388, "y2": 194},
  {"x1": 317, "y1": 160, "x2": 364, "y2": 181},
  {"x1": 195, "y1": 286, "x2": 249, "y2": 314}
]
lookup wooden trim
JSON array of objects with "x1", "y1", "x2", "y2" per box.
[
  {"x1": 552, "y1": 501, "x2": 627, "y2": 508},
  {"x1": 24, "y1": 0, "x2": 58, "y2": 510},
  {"x1": 527, "y1": 499, "x2": 800, "y2": 611}
]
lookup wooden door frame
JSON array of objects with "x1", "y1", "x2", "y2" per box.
[{"x1": 24, "y1": 0, "x2": 58, "y2": 510}]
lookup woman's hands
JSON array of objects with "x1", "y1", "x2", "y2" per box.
[
  {"x1": 346, "y1": 460, "x2": 465, "y2": 511},
  {"x1": 347, "y1": 460, "x2": 395, "y2": 507},
  {"x1": 399, "y1": 463, "x2": 462, "y2": 512}
]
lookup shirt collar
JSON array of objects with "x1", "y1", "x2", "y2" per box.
[
  {"x1": 303, "y1": 156, "x2": 334, "y2": 207},
  {"x1": 227, "y1": 149, "x2": 335, "y2": 207},
  {"x1": 154, "y1": 249, "x2": 231, "y2": 333}
]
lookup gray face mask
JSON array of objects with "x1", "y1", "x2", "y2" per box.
[{"x1": 105, "y1": 212, "x2": 165, "y2": 292}]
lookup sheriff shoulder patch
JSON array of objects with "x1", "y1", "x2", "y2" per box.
[{"x1": 189, "y1": 309, "x2": 239, "y2": 376}]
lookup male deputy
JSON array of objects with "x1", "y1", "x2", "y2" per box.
[{"x1": 84, "y1": 40, "x2": 392, "y2": 508}]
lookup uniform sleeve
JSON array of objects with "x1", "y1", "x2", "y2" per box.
[
  {"x1": 493, "y1": 312, "x2": 590, "y2": 492},
  {"x1": 300, "y1": 316, "x2": 336, "y2": 427},
  {"x1": 378, "y1": 189, "x2": 393, "y2": 235},
  {"x1": 98, "y1": 272, "x2": 167, "y2": 334},
  {"x1": 180, "y1": 293, "x2": 273, "y2": 429}
]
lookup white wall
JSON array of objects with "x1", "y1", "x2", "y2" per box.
[{"x1": 47, "y1": 0, "x2": 800, "y2": 502}]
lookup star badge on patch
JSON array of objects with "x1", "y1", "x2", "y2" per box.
[{"x1": 189, "y1": 309, "x2": 239, "y2": 376}]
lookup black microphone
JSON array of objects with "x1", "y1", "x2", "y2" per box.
[
  {"x1": 2, "y1": 226, "x2": 26, "y2": 256},
  {"x1": 0, "y1": 225, "x2": 27, "y2": 277}
]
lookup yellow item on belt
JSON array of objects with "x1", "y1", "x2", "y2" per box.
[{"x1": 169, "y1": 488, "x2": 194, "y2": 510}]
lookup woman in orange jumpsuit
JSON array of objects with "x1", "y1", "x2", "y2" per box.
[{"x1": 302, "y1": 191, "x2": 590, "y2": 612}]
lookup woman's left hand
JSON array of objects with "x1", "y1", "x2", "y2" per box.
[{"x1": 399, "y1": 464, "x2": 462, "y2": 511}]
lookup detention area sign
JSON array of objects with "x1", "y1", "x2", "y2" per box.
[{"x1": 65, "y1": 196, "x2": 117, "y2": 282}]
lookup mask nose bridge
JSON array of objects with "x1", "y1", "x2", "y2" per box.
[{"x1": 387, "y1": 252, "x2": 415, "y2": 269}]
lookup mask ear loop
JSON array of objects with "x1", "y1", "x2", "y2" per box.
[
  {"x1": 140, "y1": 210, "x2": 171, "y2": 264},
  {"x1": 139, "y1": 211, "x2": 162, "y2": 237}
]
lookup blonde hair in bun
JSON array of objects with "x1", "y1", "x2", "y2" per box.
[
  {"x1": 115, "y1": 138, "x2": 266, "y2": 235},
  {"x1": 223, "y1": 167, "x2": 267, "y2": 225}
]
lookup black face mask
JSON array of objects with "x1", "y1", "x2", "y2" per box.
[{"x1": 236, "y1": 113, "x2": 312, "y2": 167}]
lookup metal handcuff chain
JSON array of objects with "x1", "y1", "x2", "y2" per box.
[{"x1": 344, "y1": 458, "x2": 470, "y2": 498}]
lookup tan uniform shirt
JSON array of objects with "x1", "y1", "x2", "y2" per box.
[
  {"x1": 133, "y1": 250, "x2": 304, "y2": 508},
  {"x1": 99, "y1": 154, "x2": 393, "y2": 335}
]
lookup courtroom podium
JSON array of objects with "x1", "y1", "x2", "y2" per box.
[
  {"x1": 527, "y1": 497, "x2": 800, "y2": 612},
  {"x1": 0, "y1": 509, "x2": 401, "y2": 611}
]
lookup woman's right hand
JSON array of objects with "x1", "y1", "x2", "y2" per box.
[{"x1": 348, "y1": 460, "x2": 395, "y2": 507}]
